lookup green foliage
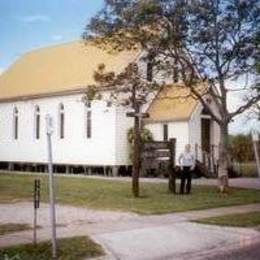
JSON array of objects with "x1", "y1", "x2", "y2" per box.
[
  {"x1": 229, "y1": 134, "x2": 254, "y2": 162},
  {"x1": 82, "y1": 85, "x2": 102, "y2": 105},
  {"x1": 195, "y1": 211, "x2": 260, "y2": 227},
  {"x1": 127, "y1": 127, "x2": 153, "y2": 145},
  {"x1": 0, "y1": 236, "x2": 104, "y2": 260},
  {"x1": 127, "y1": 127, "x2": 153, "y2": 162}
]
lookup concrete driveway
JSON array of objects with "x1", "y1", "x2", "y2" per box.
[
  {"x1": 1, "y1": 202, "x2": 260, "y2": 259},
  {"x1": 94, "y1": 222, "x2": 260, "y2": 260}
]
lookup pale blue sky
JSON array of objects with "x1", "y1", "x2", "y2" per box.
[{"x1": 0, "y1": 0, "x2": 104, "y2": 71}]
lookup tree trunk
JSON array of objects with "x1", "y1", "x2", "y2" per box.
[
  {"x1": 168, "y1": 138, "x2": 176, "y2": 193},
  {"x1": 218, "y1": 123, "x2": 229, "y2": 192},
  {"x1": 132, "y1": 105, "x2": 141, "y2": 197}
]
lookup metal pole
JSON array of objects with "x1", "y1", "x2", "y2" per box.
[
  {"x1": 46, "y1": 114, "x2": 57, "y2": 259},
  {"x1": 33, "y1": 179, "x2": 40, "y2": 246},
  {"x1": 253, "y1": 141, "x2": 260, "y2": 178},
  {"x1": 251, "y1": 130, "x2": 260, "y2": 178},
  {"x1": 33, "y1": 204, "x2": 37, "y2": 245}
]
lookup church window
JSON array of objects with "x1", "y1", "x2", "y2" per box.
[
  {"x1": 59, "y1": 103, "x2": 65, "y2": 139},
  {"x1": 35, "y1": 106, "x2": 40, "y2": 139},
  {"x1": 13, "y1": 107, "x2": 19, "y2": 140}
]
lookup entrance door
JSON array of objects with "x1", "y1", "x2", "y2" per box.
[{"x1": 201, "y1": 118, "x2": 211, "y2": 152}]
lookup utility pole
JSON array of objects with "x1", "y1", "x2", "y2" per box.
[{"x1": 46, "y1": 114, "x2": 57, "y2": 259}]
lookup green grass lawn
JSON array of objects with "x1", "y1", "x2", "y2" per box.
[
  {"x1": 194, "y1": 211, "x2": 260, "y2": 227},
  {"x1": 0, "y1": 223, "x2": 32, "y2": 235},
  {"x1": 1, "y1": 172, "x2": 260, "y2": 214},
  {"x1": 0, "y1": 236, "x2": 104, "y2": 260}
]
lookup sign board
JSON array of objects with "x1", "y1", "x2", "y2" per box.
[
  {"x1": 143, "y1": 141, "x2": 169, "y2": 150},
  {"x1": 46, "y1": 114, "x2": 54, "y2": 135},
  {"x1": 141, "y1": 138, "x2": 177, "y2": 193},
  {"x1": 141, "y1": 140, "x2": 175, "y2": 170},
  {"x1": 142, "y1": 159, "x2": 170, "y2": 170},
  {"x1": 142, "y1": 149, "x2": 170, "y2": 159}
]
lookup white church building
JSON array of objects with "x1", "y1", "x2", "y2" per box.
[{"x1": 0, "y1": 41, "x2": 220, "y2": 175}]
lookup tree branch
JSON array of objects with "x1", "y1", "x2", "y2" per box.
[{"x1": 229, "y1": 94, "x2": 260, "y2": 120}]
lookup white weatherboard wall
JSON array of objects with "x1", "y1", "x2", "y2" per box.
[
  {"x1": 188, "y1": 104, "x2": 202, "y2": 160},
  {"x1": 115, "y1": 107, "x2": 134, "y2": 166},
  {"x1": 145, "y1": 121, "x2": 189, "y2": 165},
  {"x1": 0, "y1": 93, "x2": 131, "y2": 166},
  {"x1": 189, "y1": 101, "x2": 221, "y2": 161},
  {"x1": 146, "y1": 103, "x2": 221, "y2": 165}
]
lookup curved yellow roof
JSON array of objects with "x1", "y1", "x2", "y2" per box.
[
  {"x1": 0, "y1": 40, "x2": 139, "y2": 101},
  {"x1": 146, "y1": 84, "x2": 207, "y2": 122}
]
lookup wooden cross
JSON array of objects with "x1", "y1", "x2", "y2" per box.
[{"x1": 126, "y1": 112, "x2": 150, "y2": 119}]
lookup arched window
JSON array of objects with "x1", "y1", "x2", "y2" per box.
[
  {"x1": 163, "y1": 124, "x2": 168, "y2": 141},
  {"x1": 13, "y1": 107, "x2": 19, "y2": 140},
  {"x1": 35, "y1": 106, "x2": 40, "y2": 139},
  {"x1": 86, "y1": 102, "x2": 92, "y2": 139},
  {"x1": 59, "y1": 103, "x2": 65, "y2": 139}
]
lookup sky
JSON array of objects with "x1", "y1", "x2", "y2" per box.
[
  {"x1": 0, "y1": 0, "x2": 257, "y2": 135},
  {"x1": 0, "y1": 0, "x2": 104, "y2": 70}
]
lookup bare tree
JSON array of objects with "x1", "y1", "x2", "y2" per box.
[
  {"x1": 83, "y1": 0, "x2": 260, "y2": 192},
  {"x1": 84, "y1": 63, "x2": 157, "y2": 197}
]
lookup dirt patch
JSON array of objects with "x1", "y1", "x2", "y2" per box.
[{"x1": 0, "y1": 202, "x2": 139, "y2": 228}]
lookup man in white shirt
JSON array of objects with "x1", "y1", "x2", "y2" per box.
[{"x1": 178, "y1": 144, "x2": 195, "y2": 194}]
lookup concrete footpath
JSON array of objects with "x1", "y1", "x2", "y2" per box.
[{"x1": 1, "y1": 203, "x2": 260, "y2": 259}]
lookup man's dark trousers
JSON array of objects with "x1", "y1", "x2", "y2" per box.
[{"x1": 180, "y1": 166, "x2": 192, "y2": 194}]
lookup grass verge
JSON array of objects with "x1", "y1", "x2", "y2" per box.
[
  {"x1": 0, "y1": 236, "x2": 104, "y2": 260},
  {"x1": 194, "y1": 211, "x2": 260, "y2": 227},
  {"x1": 0, "y1": 223, "x2": 32, "y2": 235},
  {"x1": 1, "y1": 172, "x2": 260, "y2": 214}
]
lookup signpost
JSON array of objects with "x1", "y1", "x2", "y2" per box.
[
  {"x1": 142, "y1": 138, "x2": 176, "y2": 193},
  {"x1": 46, "y1": 114, "x2": 57, "y2": 259},
  {"x1": 251, "y1": 130, "x2": 260, "y2": 178},
  {"x1": 33, "y1": 179, "x2": 40, "y2": 246}
]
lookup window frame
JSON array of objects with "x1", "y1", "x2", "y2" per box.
[
  {"x1": 85, "y1": 102, "x2": 92, "y2": 139},
  {"x1": 35, "y1": 106, "x2": 40, "y2": 140},
  {"x1": 13, "y1": 107, "x2": 19, "y2": 140},
  {"x1": 163, "y1": 124, "x2": 168, "y2": 141}
]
